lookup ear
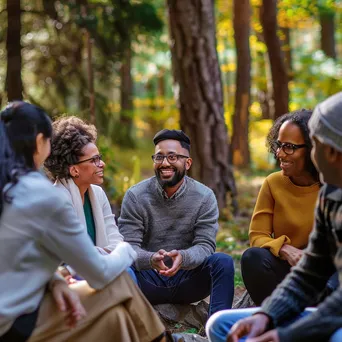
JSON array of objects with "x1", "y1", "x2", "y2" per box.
[
  {"x1": 185, "y1": 157, "x2": 192, "y2": 171},
  {"x1": 325, "y1": 145, "x2": 340, "y2": 163},
  {"x1": 69, "y1": 165, "x2": 79, "y2": 178},
  {"x1": 35, "y1": 133, "x2": 45, "y2": 154}
]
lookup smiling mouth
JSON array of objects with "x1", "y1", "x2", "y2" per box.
[
  {"x1": 95, "y1": 171, "x2": 104, "y2": 176},
  {"x1": 159, "y1": 169, "x2": 175, "y2": 177}
]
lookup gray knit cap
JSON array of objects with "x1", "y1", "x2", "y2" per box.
[{"x1": 309, "y1": 92, "x2": 342, "y2": 153}]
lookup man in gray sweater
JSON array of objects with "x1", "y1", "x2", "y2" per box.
[{"x1": 118, "y1": 129, "x2": 235, "y2": 316}]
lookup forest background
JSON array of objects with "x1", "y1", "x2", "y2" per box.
[{"x1": 2, "y1": 0, "x2": 342, "y2": 286}]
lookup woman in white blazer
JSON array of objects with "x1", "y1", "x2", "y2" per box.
[{"x1": 44, "y1": 116, "x2": 130, "y2": 278}]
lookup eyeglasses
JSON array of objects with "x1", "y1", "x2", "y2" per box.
[
  {"x1": 151, "y1": 153, "x2": 189, "y2": 164},
  {"x1": 75, "y1": 154, "x2": 103, "y2": 167},
  {"x1": 273, "y1": 141, "x2": 307, "y2": 155}
]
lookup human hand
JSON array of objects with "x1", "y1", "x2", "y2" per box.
[
  {"x1": 246, "y1": 329, "x2": 280, "y2": 342},
  {"x1": 279, "y1": 244, "x2": 303, "y2": 266},
  {"x1": 159, "y1": 250, "x2": 182, "y2": 277},
  {"x1": 51, "y1": 280, "x2": 86, "y2": 328},
  {"x1": 227, "y1": 313, "x2": 270, "y2": 342},
  {"x1": 151, "y1": 249, "x2": 169, "y2": 272}
]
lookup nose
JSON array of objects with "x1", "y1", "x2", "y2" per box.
[
  {"x1": 276, "y1": 147, "x2": 286, "y2": 159},
  {"x1": 100, "y1": 160, "x2": 105, "y2": 168},
  {"x1": 161, "y1": 156, "x2": 171, "y2": 166}
]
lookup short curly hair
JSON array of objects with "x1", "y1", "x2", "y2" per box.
[
  {"x1": 44, "y1": 116, "x2": 97, "y2": 180},
  {"x1": 266, "y1": 109, "x2": 319, "y2": 181}
]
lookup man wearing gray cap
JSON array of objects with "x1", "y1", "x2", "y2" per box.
[
  {"x1": 118, "y1": 129, "x2": 235, "y2": 317},
  {"x1": 206, "y1": 92, "x2": 342, "y2": 342}
]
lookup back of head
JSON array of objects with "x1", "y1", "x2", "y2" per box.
[
  {"x1": 0, "y1": 101, "x2": 52, "y2": 214},
  {"x1": 309, "y1": 92, "x2": 342, "y2": 153},
  {"x1": 153, "y1": 129, "x2": 191, "y2": 153}
]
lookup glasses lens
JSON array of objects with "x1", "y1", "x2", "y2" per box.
[
  {"x1": 283, "y1": 144, "x2": 294, "y2": 155},
  {"x1": 167, "y1": 154, "x2": 178, "y2": 163},
  {"x1": 153, "y1": 155, "x2": 164, "y2": 163}
]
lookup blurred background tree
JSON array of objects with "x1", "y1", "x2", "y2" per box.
[{"x1": 1, "y1": 0, "x2": 342, "y2": 214}]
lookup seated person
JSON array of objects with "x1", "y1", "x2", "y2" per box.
[
  {"x1": 118, "y1": 129, "x2": 235, "y2": 317},
  {"x1": 44, "y1": 117, "x2": 136, "y2": 281},
  {"x1": 242, "y1": 109, "x2": 338, "y2": 306},
  {"x1": 206, "y1": 92, "x2": 342, "y2": 342},
  {"x1": 0, "y1": 102, "x2": 174, "y2": 342}
]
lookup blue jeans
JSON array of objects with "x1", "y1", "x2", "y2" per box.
[
  {"x1": 206, "y1": 308, "x2": 342, "y2": 342},
  {"x1": 132, "y1": 253, "x2": 235, "y2": 316}
]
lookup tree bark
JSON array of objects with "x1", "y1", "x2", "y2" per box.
[
  {"x1": 167, "y1": 0, "x2": 237, "y2": 211},
  {"x1": 260, "y1": 0, "x2": 289, "y2": 120},
  {"x1": 118, "y1": 41, "x2": 135, "y2": 147},
  {"x1": 320, "y1": 11, "x2": 336, "y2": 59},
  {"x1": 6, "y1": 0, "x2": 23, "y2": 101},
  {"x1": 280, "y1": 27, "x2": 293, "y2": 78},
  {"x1": 231, "y1": 0, "x2": 251, "y2": 168}
]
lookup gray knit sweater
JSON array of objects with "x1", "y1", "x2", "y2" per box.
[
  {"x1": 261, "y1": 184, "x2": 342, "y2": 342},
  {"x1": 118, "y1": 176, "x2": 219, "y2": 270}
]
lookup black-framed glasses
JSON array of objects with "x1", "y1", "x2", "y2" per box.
[
  {"x1": 75, "y1": 154, "x2": 103, "y2": 167},
  {"x1": 272, "y1": 141, "x2": 307, "y2": 155},
  {"x1": 151, "y1": 153, "x2": 189, "y2": 164}
]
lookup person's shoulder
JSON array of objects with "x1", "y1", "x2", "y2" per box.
[
  {"x1": 126, "y1": 177, "x2": 155, "y2": 197},
  {"x1": 12, "y1": 172, "x2": 68, "y2": 210},
  {"x1": 90, "y1": 184, "x2": 106, "y2": 197},
  {"x1": 187, "y1": 177, "x2": 215, "y2": 198},
  {"x1": 265, "y1": 171, "x2": 283, "y2": 183}
]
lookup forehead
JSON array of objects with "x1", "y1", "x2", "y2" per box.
[
  {"x1": 278, "y1": 121, "x2": 305, "y2": 143},
  {"x1": 81, "y1": 142, "x2": 99, "y2": 156},
  {"x1": 155, "y1": 139, "x2": 187, "y2": 154}
]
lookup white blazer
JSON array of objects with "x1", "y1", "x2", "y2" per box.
[{"x1": 55, "y1": 178, "x2": 123, "y2": 253}]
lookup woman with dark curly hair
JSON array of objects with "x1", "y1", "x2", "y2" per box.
[
  {"x1": 0, "y1": 102, "x2": 170, "y2": 342},
  {"x1": 240, "y1": 109, "x2": 338, "y2": 306},
  {"x1": 44, "y1": 117, "x2": 125, "y2": 278}
]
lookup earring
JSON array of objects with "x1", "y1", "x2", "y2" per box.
[{"x1": 74, "y1": 174, "x2": 79, "y2": 178}]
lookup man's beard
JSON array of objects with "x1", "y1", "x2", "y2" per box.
[{"x1": 155, "y1": 166, "x2": 186, "y2": 189}]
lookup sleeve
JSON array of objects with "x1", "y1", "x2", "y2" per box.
[
  {"x1": 179, "y1": 191, "x2": 219, "y2": 269},
  {"x1": 100, "y1": 189, "x2": 124, "y2": 251},
  {"x1": 260, "y1": 191, "x2": 338, "y2": 342},
  {"x1": 42, "y1": 198, "x2": 137, "y2": 289},
  {"x1": 118, "y1": 190, "x2": 154, "y2": 270},
  {"x1": 249, "y1": 178, "x2": 291, "y2": 256}
]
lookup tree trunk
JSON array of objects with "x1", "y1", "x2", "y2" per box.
[
  {"x1": 320, "y1": 10, "x2": 336, "y2": 59},
  {"x1": 231, "y1": 0, "x2": 251, "y2": 168},
  {"x1": 167, "y1": 0, "x2": 237, "y2": 212},
  {"x1": 118, "y1": 41, "x2": 135, "y2": 147},
  {"x1": 6, "y1": 0, "x2": 23, "y2": 101},
  {"x1": 280, "y1": 27, "x2": 293, "y2": 78},
  {"x1": 260, "y1": 0, "x2": 289, "y2": 120}
]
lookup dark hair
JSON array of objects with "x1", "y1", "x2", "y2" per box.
[
  {"x1": 0, "y1": 101, "x2": 52, "y2": 214},
  {"x1": 266, "y1": 109, "x2": 319, "y2": 181},
  {"x1": 44, "y1": 116, "x2": 97, "y2": 181}
]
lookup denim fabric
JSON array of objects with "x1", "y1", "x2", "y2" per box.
[
  {"x1": 206, "y1": 308, "x2": 341, "y2": 342},
  {"x1": 132, "y1": 253, "x2": 235, "y2": 316}
]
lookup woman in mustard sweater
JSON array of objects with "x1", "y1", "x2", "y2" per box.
[{"x1": 241, "y1": 109, "x2": 338, "y2": 305}]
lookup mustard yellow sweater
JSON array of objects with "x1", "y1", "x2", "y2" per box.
[{"x1": 249, "y1": 171, "x2": 320, "y2": 257}]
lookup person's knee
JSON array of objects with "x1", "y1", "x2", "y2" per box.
[
  {"x1": 206, "y1": 311, "x2": 231, "y2": 342},
  {"x1": 241, "y1": 247, "x2": 270, "y2": 272},
  {"x1": 208, "y1": 253, "x2": 234, "y2": 273},
  {"x1": 330, "y1": 328, "x2": 342, "y2": 342}
]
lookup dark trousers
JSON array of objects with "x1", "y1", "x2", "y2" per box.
[
  {"x1": 241, "y1": 247, "x2": 339, "y2": 306},
  {"x1": 0, "y1": 308, "x2": 39, "y2": 342},
  {"x1": 132, "y1": 252, "x2": 235, "y2": 316}
]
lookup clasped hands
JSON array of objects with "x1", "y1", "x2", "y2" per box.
[{"x1": 151, "y1": 249, "x2": 183, "y2": 277}]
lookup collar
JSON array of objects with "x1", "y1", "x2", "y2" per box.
[
  {"x1": 156, "y1": 176, "x2": 188, "y2": 200},
  {"x1": 324, "y1": 183, "x2": 342, "y2": 202}
]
